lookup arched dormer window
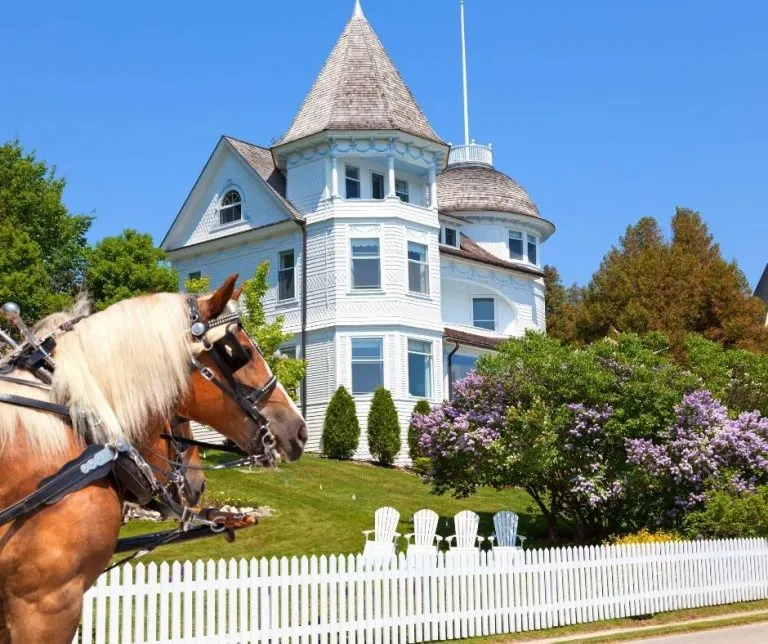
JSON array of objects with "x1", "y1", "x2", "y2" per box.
[{"x1": 219, "y1": 190, "x2": 242, "y2": 225}]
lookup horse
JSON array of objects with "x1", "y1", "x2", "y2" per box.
[
  {"x1": 143, "y1": 416, "x2": 206, "y2": 508},
  {"x1": 0, "y1": 275, "x2": 306, "y2": 643}
]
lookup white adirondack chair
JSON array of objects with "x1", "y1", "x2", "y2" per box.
[
  {"x1": 488, "y1": 510, "x2": 526, "y2": 551},
  {"x1": 404, "y1": 509, "x2": 442, "y2": 557},
  {"x1": 445, "y1": 510, "x2": 484, "y2": 554},
  {"x1": 362, "y1": 506, "x2": 401, "y2": 562}
]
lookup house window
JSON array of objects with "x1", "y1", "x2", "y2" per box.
[
  {"x1": 509, "y1": 231, "x2": 523, "y2": 261},
  {"x1": 450, "y1": 354, "x2": 478, "y2": 398},
  {"x1": 443, "y1": 227, "x2": 458, "y2": 247},
  {"x1": 371, "y1": 172, "x2": 385, "y2": 200},
  {"x1": 395, "y1": 179, "x2": 409, "y2": 203},
  {"x1": 407, "y1": 241, "x2": 429, "y2": 294},
  {"x1": 351, "y1": 238, "x2": 380, "y2": 289},
  {"x1": 527, "y1": 234, "x2": 539, "y2": 265},
  {"x1": 278, "y1": 250, "x2": 295, "y2": 301},
  {"x1": 187, "y1": 271, "x2": 201, "y2": 281},
  {"x1": 219, "y1": 190, "x2": 242, "y2": 225},
  {"x1": 473, "y1": 297, "x2": 495, "y2": 330},
  {"x1": 351, "y1": 338, "x2": 383, "y2": 394},
  {"x1": 345, "y1": 165, "x2": 361, "y2": 199},
  {"x1": 408, "y1": 339, "x2": 432, "y2": 398},
  {"x1": 280, "y1": 346, "x2": 297, "y2": 359}
]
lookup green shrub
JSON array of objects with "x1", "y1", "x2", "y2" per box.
[
  {"x1": 682, "y1": 487, "x2": 768, "y2": 539},
  {"x1": 607, "y1": 528, "x2": 682, "y2": 545},
  {"x1": 408, "y1": 399, "x2": 431, "y2": 461},
  {"x1": 322, "y1": 386, "x2": 360, "y2": 460},
  {"x1": 367, "y1": 387, "x2": 401, "y2": 466}
]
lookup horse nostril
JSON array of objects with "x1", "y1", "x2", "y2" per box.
[{"x1": 298, "y1": 422, "x2": 308, "y2": 445}]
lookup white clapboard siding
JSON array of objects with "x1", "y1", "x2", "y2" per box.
[{"x1": 76, "y1": 538, "x2": 768, "y2": 643}]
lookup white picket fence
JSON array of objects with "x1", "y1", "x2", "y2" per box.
[{"x1": 76, "y1": 538, "x2": 768, "y2": 643}]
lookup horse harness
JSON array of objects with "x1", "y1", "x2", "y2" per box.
[{"x1": 0, "y1": 297, "x2": 279, "y2": 546}]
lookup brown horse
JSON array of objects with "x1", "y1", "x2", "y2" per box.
[
  {"x1": 143, "y1": 417, "x2": 206, "y2": 508},
  {"x1": 0, "y1": 275, "x2": 306, "y2": 643}
]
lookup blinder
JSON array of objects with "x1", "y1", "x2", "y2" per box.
[{"x1": 185, "y1": 297, "x2": 279, "y2": 466}]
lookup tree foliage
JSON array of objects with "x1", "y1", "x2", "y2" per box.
[
  {"x1": 408, "y1": 399, "x2": 431, "y2": 462},
  {"x1": 543, "y1": 265, "x2": 581, "y2": 344},
  {"x1": 184, "y1": 274, "x2": 211, "y2": 295},
  {"x1": 367, "y1": 387, "x2": 401, "y2": 466},
  {"x1": 322, "y1": 386, "x2": 360, "y2": 460},
  {"x1": 241, "y1": 261, "x2": 305, "y2": 400},
  {"x1": 412, "y1": 330, "x2": 768, "y2": 543},
  {"x1": 84, "y1": 229, "x2": 178, "y2": 310},
  {"x1": 575, "y1": 208, "x2": 768, "y2": 351},
  {"x1": 0, "y1": 221, "x2": 70, "y2": 335},
  {"x1": 0, "y1": 139, "x2": 91, "y2": 326}
]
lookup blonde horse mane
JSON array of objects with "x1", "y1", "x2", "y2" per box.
[{"x1": 0, "y1": 292, "x2": 197, "y2": 458}]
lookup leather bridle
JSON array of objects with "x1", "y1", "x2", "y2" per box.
[{"x1": 185, "y1": 297, "x2": 279, "y2": 466}]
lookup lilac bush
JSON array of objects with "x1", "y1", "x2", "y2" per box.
[{"x1": 626, "y1": 390, "x2": 768, "y2": 517}]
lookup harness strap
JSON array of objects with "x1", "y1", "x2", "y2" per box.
[
  {"x1": 159, "y1": 433, "x2": 246, "y2": 455},
  {"x1": 0, "y1": 374, "x2": 52, "y2": 391},
  {"x1": 0, "y1": 393, "x2": 71, "y2": 417},
  {"x1": 0, "y1": 444, "x2": 117, "y2": 527}
]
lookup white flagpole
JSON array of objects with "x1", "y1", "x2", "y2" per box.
[{"x1": 460, "y1": 0, "x2": 470, "y2": 145}]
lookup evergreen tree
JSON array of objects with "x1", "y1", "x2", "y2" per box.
[
  {"x1": 322, "y1": 386, "x2": 360, "y2": 459},
  {"x1": 367, "y1": 387, "x2": 401, "y2": 466},
  {"x1": 576, "y1": 208, "x2": 768, "y2": 351},
  {"x1": 408, "y1": 399, "x2": 431, "y2": 461},
  {"x1": 543, "y1": 265, "x2": 581, "y2": 344}
]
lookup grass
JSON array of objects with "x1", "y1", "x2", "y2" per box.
[
  {"x1": 461, "y1": 600, "x2": 768, "y2": 642},
  {"x1": 119, "y1": 452, "x2": 544, "y2": 563}
]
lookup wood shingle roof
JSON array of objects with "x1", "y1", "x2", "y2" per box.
[{"x1": 274, "y1": 5, "x2": 443, "y2": 147}]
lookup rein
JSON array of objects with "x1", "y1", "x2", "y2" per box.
[{"x1": 0, "y1": 294, "x2": 283, "y2": 564}]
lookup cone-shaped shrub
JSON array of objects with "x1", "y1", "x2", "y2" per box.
[
  {"x1": 408, "y1": 399, "x2": 431, "y2": 461},
  {"x1": 322, "y1": 385, "x2": 360, "y2": 460},
  {"x1": 367, "y1": 387, "x2": 401, "y2": 466}
]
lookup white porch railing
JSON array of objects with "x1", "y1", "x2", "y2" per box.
[
  {"x1": 76, "y1": 538, "x2": 768, "y2": 643},
  {"x1": 448, "y1": 142, "x2": 494, "y2": 167}
]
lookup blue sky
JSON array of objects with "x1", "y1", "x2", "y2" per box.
[{"x1": 2, "y1": 0, "x2": 766, "y2": 288}]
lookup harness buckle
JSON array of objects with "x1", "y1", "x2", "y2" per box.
[{"x1": 200, "y1": 366, "x2": 215, "y2": 381}]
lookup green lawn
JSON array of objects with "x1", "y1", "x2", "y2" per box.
[{"x1": 119, "y1": 452, "x2": 544, "y2": 563}]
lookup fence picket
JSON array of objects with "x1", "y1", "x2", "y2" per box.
[{"x1": 75, "y1": 537, "x2": 768, "y2": 643}]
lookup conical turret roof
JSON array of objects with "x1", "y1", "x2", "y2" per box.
[{"x1": 274, "y1": 2, "x2": 444, "y2": 146}]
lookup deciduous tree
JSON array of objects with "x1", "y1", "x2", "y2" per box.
[{"x1": 85, "y1": 229, "x2": 178, "y2": 310}]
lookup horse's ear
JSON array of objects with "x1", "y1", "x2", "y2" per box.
[{"x1": 199, "y1": 274, "x2": 238, "y2": 320}]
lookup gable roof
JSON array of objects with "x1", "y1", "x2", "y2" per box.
[
  {"x1": 274, "y1": 4, "x2": 444, "y2": 147},
  {"x1": 224, "y1": 137, "x2": 302, "y2": 221},
  {"x1": 161, "y1": 136, "x2": 302, "y2": 250},
  {"x1": 755, "y1": 264, "x2": 768, "y2": 303},
  {"x1": 440, "y1": 233, "x2": 545, "y2": 278}
]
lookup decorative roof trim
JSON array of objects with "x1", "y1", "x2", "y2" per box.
[{"x1": 440, "y1": 234, "x2": 545, "y2": 278}]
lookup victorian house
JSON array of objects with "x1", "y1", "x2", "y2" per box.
[{"x1": 161, "y1": 1, "x2": 555, "y2": 461}]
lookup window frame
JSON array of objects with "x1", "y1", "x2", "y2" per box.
[
  {"x1": 280, "y1": 345, "x2": 297, "y2": 359},
  {"x1": 350, "y1": 238, "x2": 381, "y2": 290},
  {"x1": 345, "y1": 165, "x2": 361, "y2": 199},
  {"x1": 371, "y1": 171, "x2": 385, "y2": 200},
  {"x1": 508, "y1": 230, "x2": 524, "y2": 261},
  {"x1": 219, "y1": 190, "x2": 242, "y2": 225},
  {"x1": 472, "y1": 296, "x2": 496, "y2": 331},
  {"x1": 350, "y1": 337, "x2": 384, "y2": 395},
  {"x1": 395, "y1": 179, "x2": 410, "y2": 203},
  {"x1": 527, "y1": 234, "x2": 539, "y2": 266},
  {"x1": 442, "y1": 227, "x2": 458, "y2": 248},
  {"x1": 278, "y1": 249, "x2": 296, "y2": 301},
  {"x1": 407, "y1": 338, "x2": 433, "y2": 398},
  {"x1": 509, "y1": 229, "x2": 541, "y2": 265},
  {"x1": 187, "y1": 271, "x2": 202, "y2": 281},
  {"x1": 407, "y1": 241, "x2": 429, "y2": 295}
]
